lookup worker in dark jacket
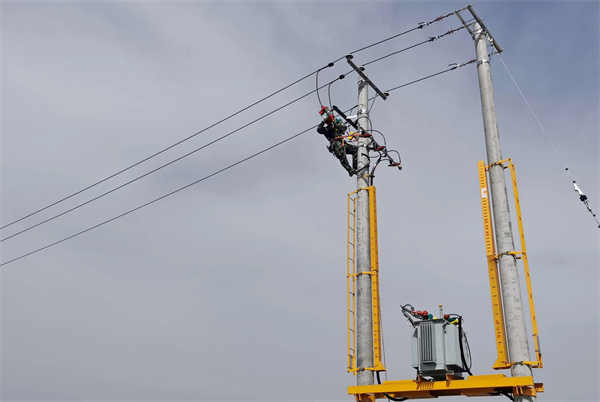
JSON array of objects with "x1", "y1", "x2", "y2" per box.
[{"x1": 317, "y1": 118, "x2": 358, "y2": 177}]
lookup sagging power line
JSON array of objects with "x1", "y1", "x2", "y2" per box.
[{"x1": 1, "y1": 7, "x2": 463, "y2": 231}]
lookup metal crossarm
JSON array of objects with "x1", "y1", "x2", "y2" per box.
[{"x1": 345, "y1": 56, "x2": 389, "y2": 100}]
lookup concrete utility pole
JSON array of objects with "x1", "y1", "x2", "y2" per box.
[
  {"x1": 355, "y1": 73, "x2": 374, "y2": 387},
  {"x1": 473, "y1": 22, "x2": 536, "y2": 402}
]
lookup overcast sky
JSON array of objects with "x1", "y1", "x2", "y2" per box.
[{"x1": 1, "y1": 1, "x2": 598, "y2": 401}]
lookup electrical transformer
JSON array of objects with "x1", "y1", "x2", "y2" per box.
[{"x1": 402, "y1": 305, "x2": 472, "y2": 380}]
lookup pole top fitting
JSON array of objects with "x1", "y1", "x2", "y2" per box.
[{"x1": 346, "y1": 54, "x2": 354, "y2": 60}]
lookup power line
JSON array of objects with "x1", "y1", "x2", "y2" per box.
[
  {"x1": 0, "y1": 125, "x2": 318, "y2": 267},
  {"x1": 0, "y1": 75, "x2": 346, "y2": 243},
  {"x1": 0, "y1": 68, "x2": 321, "y2": 231},
  {"x1": 362, "y1": 25, "x2": 465, "y2": 67},
  {"x1": 2, "y1": 7, "x2": 463, "y2": 230},
  {"x1": 2, "y1": 30, "x2": 466, "y2": 242},
  {"x1": 386, "y1": 57, "x2": 477, "y2": 93},
  {"x1": 341, "y1": 6, "x2": 466, "y2": 60},
  {"x1": 0, "y1": 63, "x2": 476, "y2": 267}
]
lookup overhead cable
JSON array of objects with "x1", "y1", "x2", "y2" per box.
[
  {"x1": 2, "y1": 6, "x2": 466, "y2": 232},
  {"x1": 339, "y1": 5, "x2": 467, "y2": 62},
  {"x1": 321, "y1": 24, "x2": 464, "y2": 108},
  {"x1": 0, "y1": 62, "x2": 476, "y2": 267},
  {"x1": 0, "y1": 124, "x2": 319, "y2": 267},
  {"x1": 498, "y1": 54, "x2": 599, "y2": 228},
  {"x1": 1, "y1": 34, "x2": 469, "y2": 242},
  {"x1": 1, "y1": 75, "x2": 347, "y2": 242},
  {"x1": 1, "y1": 69, "x2": 322, "y2": 231},
  {"x1": 386, "y1": 57, "x2": 477, "y2": 93},
  {"x1": 362, "y1": 25, "x2": 465, "y2": 67}
]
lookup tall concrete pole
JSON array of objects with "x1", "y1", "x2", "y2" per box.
[
  {"x1": 355, "y1": 72, "x2": 374, "y2": 387},
  {"x1": 473, "y1": 22, "x2": 535, "y2": 402}
]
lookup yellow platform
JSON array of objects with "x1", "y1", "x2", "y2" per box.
[{"x1": 349, "y1": 374, "x2": 543, "y2": 401}]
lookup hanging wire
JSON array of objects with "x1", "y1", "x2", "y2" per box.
[
  {"x1": 327, "y1": 81, "x2": 334, "y2": 109},
  {"x1": 369, "y1": 129, "x2": 387, "y2": 147},
  {"x1": 315, "y1": 68, "x2": 324, "y2": 106},
  {"x1": 498, "y1": 54, "x2": 599, "y2": 228}
]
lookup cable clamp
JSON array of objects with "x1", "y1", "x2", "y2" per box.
[{"x1": 477, "y1": 59, "x2": 490, "y2": 66}]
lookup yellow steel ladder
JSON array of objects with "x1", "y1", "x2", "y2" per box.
[
  {"x1": 347, "y1": 186, "x2": 386, "y2": 373},
  {"x1": 347, "y1": 191, "x2": 357, "y2": 372},
  {"x1": 477, "y1": 159, "x2": 543, "y2": 370}
]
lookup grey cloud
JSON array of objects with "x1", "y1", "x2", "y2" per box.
[{"x1": 2, "y1": 1, "x2": 598, "y2": 401}]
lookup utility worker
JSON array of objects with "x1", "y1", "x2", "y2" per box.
[{"x1": 317, "y1": 113, "x2": 358, "y2": 177}]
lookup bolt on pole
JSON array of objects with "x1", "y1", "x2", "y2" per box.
[
  {"x1": 473, "y1": 22, "x2": 535, "y2": 402},
  {"x1": 355, "y1": 70, "x2": 374, "y2": 387}
]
